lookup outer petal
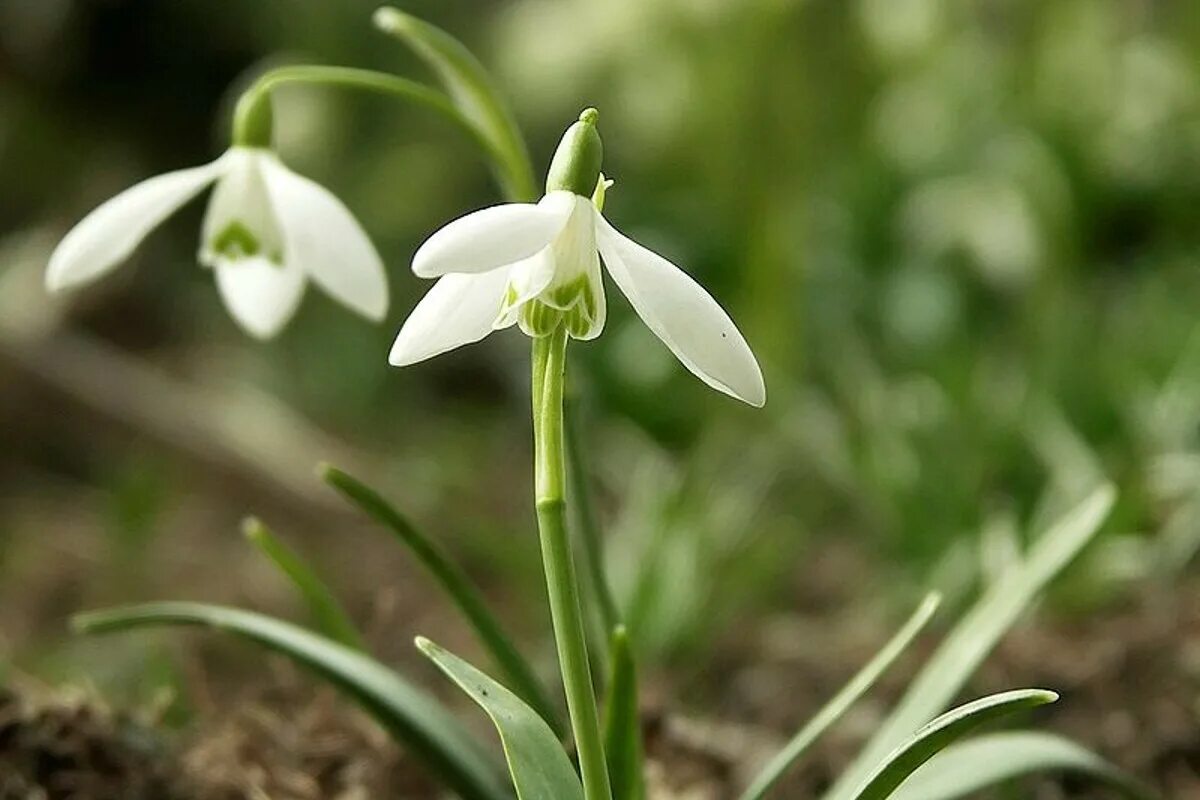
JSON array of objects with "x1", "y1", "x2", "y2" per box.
[
  {"x1": 596, "y1": 214, "x2": 766, "y2": 406},
  {"x1": 213, "y1": 255, "x2": 306, "y2": 340},
  {"x1": 259, "y1": 155, "x2": 389, "y2": 321},
  {"x1": 47, "y1": 156, "x2": 227, "y2": 291},
  {"x1": 412, "y1": 191, "x2": 575, "y2": 278},
  {"x1": 390, "y1": 269, "x2": 511, "y2": 366}
]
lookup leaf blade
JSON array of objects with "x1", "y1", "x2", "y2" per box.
[
  {"x1": 887, "y1": 732, "x2": 1157, "y2": 800},
  {"x1": 373, "y1": 6, "x2": 536, "y2": 202},
  {"x1": 850, "y1": 689, "x2": 1058, "y2": 800},
  {"x1": 739, "y1": 593, "x2": 941, "y2": 800},
  {"x1": 418, "y1": 637, "x2": 585, "y2": 800},
  {"x1": 824, "y1": 484, "x2": 1115, "y2": 800},
  {"x1": 73, "y1": 602, "x2": 512, "y2": 800},
  {"x1": 243, "y1": 516, "x2": 366, "y2": 651},
  {"x1": 321, "y1": 464, "x2": 562, "y2": 735},
  {"x1": 603, "y1": 626, "x2": 645, "y2": 800}
]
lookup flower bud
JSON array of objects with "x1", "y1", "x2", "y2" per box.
[{"x1": 545, "y1": 108, "x2": 603, "y2": 197}]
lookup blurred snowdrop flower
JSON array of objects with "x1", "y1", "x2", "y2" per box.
[
  {"x1": 46, "y1": 146, "x2": 388, "y2": 339},
  {"x1": 390, "y1": 108, "x2": 765, "y2": 407}
]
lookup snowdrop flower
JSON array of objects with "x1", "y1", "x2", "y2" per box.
[
  {"x1": 390, "y1": 109, "x2": 765, "y2": 406},
  {"x1": 47, "y1": 116, "x2": 388, "y2": 339}
]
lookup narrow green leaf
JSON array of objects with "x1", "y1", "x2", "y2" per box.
[
  {"x1": 739, "y1": 593, "x2": 941, "y2": 800},
  {"x1": 320, "y1": 464, "x2": 562, "y2": 736},
  {"x1": 824, "y1": 484, "x2": 1115, "y2": 800},
  {"x1": 418, "y1": 637, "x2": 584, "y2": 800},
  {"x1": 850, "y1": 689, "x2": 1059, "y2": 800},
  {"x1": 243, "y1": 516, "x2": 366, "y2": 651},
  {"x1": 887, "y1": 732, "x2": 1157, "y2": 800},
  {"x1": 603, "y1": 626, "x2": 645, "y2": 800},
  {"x1": 372, "y1": 6, "x2": 537, "y2": 202},
  {"x1": 73, "y1": 602, "x2": 512, "y2": 800}
]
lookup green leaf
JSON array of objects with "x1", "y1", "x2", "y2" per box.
[
  {"x1": 243, "y1": 516, "x2": 365, "y2": 651},
  {"x1": 73, "y1": 602, "x2": 512, "y2": 800},
  {"x1": 417, "y1": 637, "x2": 584, "y2": 800},
  {"x1": 849, "y1": 689, "x2": 1059, "y2": 800},
  {"x1": 887, "y1": 732, "x2": 1157, "y2": 800},
  {"x1": 321, "y1": 464, "x2": 561, "y2": 735},
  {"x1": 603, "y1": 626, "x2": 645, "y2": 800},
  {"x1": 372, "y1": 6, "x2": 537, "y2": 202},
  {"x1": 739, "y1": 593, "x2": 941, "y2": 800},
  {"x1": 824, "y1": 484, "x2": 1115, "y2": 800}
]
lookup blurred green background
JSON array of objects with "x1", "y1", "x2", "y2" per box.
[{"x1": 2, "y1": 0, "x2": 1200, "y2": 691}]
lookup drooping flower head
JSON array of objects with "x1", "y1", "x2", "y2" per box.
[
  {"x1": 391, "y1": 108, "x2": 765, "y2": 406},
  {"x1": 46, "y1": 97, "x2": 387, "y2": 339}
]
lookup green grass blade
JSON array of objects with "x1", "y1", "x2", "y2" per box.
[
  {"x1": 823, "y1": 484, "x2": 1115, "y2": 800},
  {"x1": 242, "y1": 516, "x2": 366, "y2": 651},
  {"x1": 73, "y1": 602, "x2": 512, "y2": 800},
  {"x1": 603, "y1": 626, "x2": 645, "y2": 800},
  {"x1": 372, "y1": 6, "x2": 537, "y2": 202},
  {"x1": 739, "y1": 593, "x2": 941, "y2": 800},
  {"x1": 418, "y1": 637, "x2": 584, "y2": 800},
  {"x1": 320, "y1": 464, "x2": 563, "y2": 736},
  {"x1": 849, "y1": 690, "x2": 1059, "y2": 800},
  {"x1": 887, "y1": 732, "x2": 1157, "y2": 800}
]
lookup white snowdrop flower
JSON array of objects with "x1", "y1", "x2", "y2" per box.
[
  {"x1": 47, "y1": 144, "x2": 388, "y2": 339},
  {"x1": 390, "y1": 108, "x2": 765, "y2": 407}
]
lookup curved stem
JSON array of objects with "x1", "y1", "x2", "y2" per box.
[
  {"x1": 232, "y1": 65, "x2": 495, "y2": 163},
  {"x1": 533, "y1": 328, "x2": 612, "y2": 800}
]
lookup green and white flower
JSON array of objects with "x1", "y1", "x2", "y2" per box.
[
  {"x1": 390, "y1": 109, "x2": 765, "y2": 407},
  {"x1": 47, "y1": 146, "x2": 388, "y2": 339}
]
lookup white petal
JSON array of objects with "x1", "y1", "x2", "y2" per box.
[
  {"x1": 389, "y1": 269, "x2": 512, "y2": 366},
  {"x1": 213, "y1": 255, "x2": 306, "y2": 339},
  {"x1": 199, "y1": 148, "x2": 281, "y2": 266},
  {"x1": 412, "y1": 191, "x2": 575, "y2": 278},
  {"x1": 596, "y1": 213, "x2": 765, "y2": 406},
  {"x1": 47, "y1": 156, "x2": 227, "y2": 291},
  {"x1": 259, "y1": 155, "x2": 388, "y2": 321}
]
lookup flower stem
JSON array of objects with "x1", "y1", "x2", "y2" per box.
[
  {"x1": 532, "y1": 327, "x2": 612, "y2": 800},
  {"x1": 231, "y1": 65, "x2": 494, "y2": 163}
]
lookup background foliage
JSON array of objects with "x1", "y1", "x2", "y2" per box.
[{"x1": 2, "y1": 0, "x2": 1199, "y2": 685}]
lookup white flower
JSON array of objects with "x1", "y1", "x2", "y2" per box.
[
  {"x1": 389, "y1": 184, "x2": 766, "y2": 407},
  {"x1": 47, "y1": 147, "x2": 388, "y2": 339}
]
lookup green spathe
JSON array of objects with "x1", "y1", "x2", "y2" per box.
[{"x1": 546, "y1": 108, "x2": 603, "y2": 197}]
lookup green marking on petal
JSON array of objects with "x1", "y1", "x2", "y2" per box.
[
  {"x1": 211, "y1": 220, "x2": 283, "y2": 265},
  {"x1": 519, "y1": 300, "x2": 564, "y2": 337}
]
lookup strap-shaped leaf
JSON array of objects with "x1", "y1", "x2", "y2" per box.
[
  {"x1": 73, "y1": 603, "x2": 512, "y2": 800},
  {"x1": 739, "y1": 593, "x2": 941, "y2": 800},
  {"x1": 321, "y1": 464, "x2": 561, "y2": 735},
  {"x1": 243, "y1": 517, "x2": 366, "y2": 650},
  {"x1": 849, "y1": 689, "x2": 1058, "y2": 800},
  {"x1": 887, "y1": 732, "x2": 1156, "y2": 800},
  {"x1": 603, "y1": 626, "x2": 645, "y2": 800},
  {"x1": 373, "y1": 6, "x2": 536, "y2": 202},
  {"x1": 824, "y1": 484, "x2": 1115, "y2": 800},
  {"x1": 418, "y1": 637, "x2": 584, "y2": 800}
]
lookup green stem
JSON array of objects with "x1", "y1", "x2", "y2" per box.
[
  {"x1": 231, "y1": 65, "x2": 493, "y2": 160},
  {"x1": 532, "y1": 328, "x2": 612, "y2": 800}
]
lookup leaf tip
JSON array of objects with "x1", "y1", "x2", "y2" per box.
[
  {"x1": 241, "y1": 516, "x2": 266, "y2": 541},
  {"x1": 414, "y1": 635, "x2": 437, "y2": 655},
  {"x1": 372, "y1": 6, "x2": 408, "y2": 34}
]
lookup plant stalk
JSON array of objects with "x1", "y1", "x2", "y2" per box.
[
  {"x1": 232, "y1": 65, "x2": 494, "y2": 159},
  {"x1": 532, "y1": 327, "x2": 612, "y2": 800}
]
